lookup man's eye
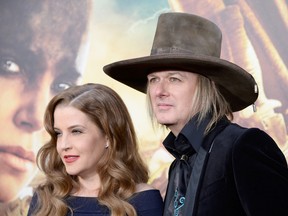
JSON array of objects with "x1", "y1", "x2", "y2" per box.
[
  {"x1": 1, "y1": 59, "x2": 20, "y2": 74},
  {"x1": 170, "y1": 77, "x2": 180, "y2": 82},
  {"x1": 148, "y1": 77, "x2": 157, "y2": 83}
]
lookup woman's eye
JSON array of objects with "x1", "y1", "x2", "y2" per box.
[
  {"x1": 58, "y1": 83, "x2": 71, "y2": 90},
  {"x1": 72, "y1": 129, "x2": 82, "y2": 134},
  {"x1": 54, "y1": 131, "x2": 62, "y2": 137},
  {"x1": 1, "y1": 59, "x2": 20, "y2": 74},
  {"x1": 51, "y1": 82, "x2": 72, "y2": 94}
]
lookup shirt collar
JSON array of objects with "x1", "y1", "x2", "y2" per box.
[{"x1": 163, "y1": 114, "x2": 211, "y2": 155}]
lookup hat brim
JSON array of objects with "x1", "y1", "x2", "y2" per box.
[{"x1": 103, "y1": 54, "x2": 258, "y2": 112}]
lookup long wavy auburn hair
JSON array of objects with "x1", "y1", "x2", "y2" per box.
[{"x1": 32, "y1": 83, "x2": 149, "y2": 216}]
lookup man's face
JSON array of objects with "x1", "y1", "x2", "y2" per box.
[
  {"x1": 147, "y1": 70, "x2": 199, "y2": 136},
  {"x1": 0, "y1": 1, "x2": 87, "y2": 202}
]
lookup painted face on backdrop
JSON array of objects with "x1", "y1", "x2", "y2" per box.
[
  {"x1": 147, "y1": 70, "x2": 199, "y2": 135},
  {"x1": 55, "y1": 105, "x2": 108, "y2": 180},
  {"x1": 0, "y1": 1, "x2": 89, "y2": 202}
]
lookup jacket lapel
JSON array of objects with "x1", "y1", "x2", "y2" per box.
[{"x1": 183, "y1": 119, "x2": 229, "y2": 215}]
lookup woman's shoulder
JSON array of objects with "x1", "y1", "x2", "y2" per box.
[
  {"x1": 129, "y1": 183, "x2": 164, "y2": 216},
  {"x1": 66, "y1": 196, "x2": 109, "y2": 215},
  {"x1": 134, "y1": 183, "x2": 162, "y2": 201},
  {"x1": 135, "y1": 183, "x2": 155, "y2": 192}
]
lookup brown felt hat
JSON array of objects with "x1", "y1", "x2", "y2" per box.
[{"x1": 103, "y1": 12, "x2": 258, "y2": 112}]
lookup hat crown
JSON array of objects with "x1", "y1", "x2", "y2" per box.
[{"x1": 151, "y1": 13, "x2": 222, "y2": 58}]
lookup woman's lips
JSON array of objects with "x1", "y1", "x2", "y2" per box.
[
  {"x1": 63, "y1": 155, "x2": 79, "y2": 163},
  {"x1": 0, "y1": 146, "x2": 35, "y2": 172}
]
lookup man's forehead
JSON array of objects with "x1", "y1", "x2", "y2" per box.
[{"x1": 149, "y1": 70, "x2": 192, "y2": 76}]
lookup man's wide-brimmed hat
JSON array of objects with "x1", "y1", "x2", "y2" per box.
[{"x1": 103, "y1": 12, "x2": 258, "y2": 112}]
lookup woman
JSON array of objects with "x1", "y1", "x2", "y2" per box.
[{"x1": 27, "y1": 83, "x2": 163, "y2": 216}]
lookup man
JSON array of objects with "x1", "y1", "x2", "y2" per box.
[
  {"x1": 170, "y1": 0, "x2": 288, "y2": 156},
  {"x1": 0, "y1": 0, "x2": 91, "y2": 214},
  {"x1": 103, "y1": 12, "x2": 288, "y2": 215}
]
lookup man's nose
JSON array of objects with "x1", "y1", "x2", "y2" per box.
[
  {"x1": 155, "y1": 80, "x2": 168, "y2": 97},
  {"x1": 13, "y1": 84, "x2": 51, "y2": 133}
]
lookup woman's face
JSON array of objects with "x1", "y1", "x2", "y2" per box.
[
  {"x1": 55, "y1": 105, "x2": 108, "y2": 180},
  {"x1": 0, "y1": 10, "x2": 84, "y2": 202}
]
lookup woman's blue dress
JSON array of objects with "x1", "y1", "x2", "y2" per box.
[{"x1": 28, "y1": 189, "x2": 164, "y2": 216}]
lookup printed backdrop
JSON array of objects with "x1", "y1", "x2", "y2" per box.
[{"x1": 0, "y1": 1, "x2": 287, "y2": 215}]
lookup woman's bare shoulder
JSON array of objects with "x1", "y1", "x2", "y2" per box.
[{"x1": 135, "y1": 183, "x2": 156, "y2": 193}]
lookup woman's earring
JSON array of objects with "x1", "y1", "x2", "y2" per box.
[{"x1": 105, "y1": 143, "x2": 109, "y2": 149}]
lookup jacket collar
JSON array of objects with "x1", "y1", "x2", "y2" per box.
[{"x1": 163, "y1": 114, "x2": 211, "y2": 158}]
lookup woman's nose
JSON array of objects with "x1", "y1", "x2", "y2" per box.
[
  {"x1": 58, "y1": 136, "x2": 72, "y2": 151},
  {"x1": 13, "y1": 84, "x2": 51, "y2": 133}
]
